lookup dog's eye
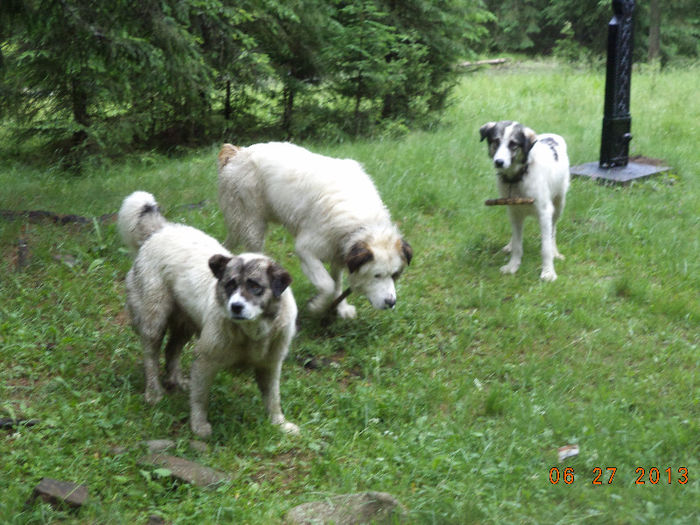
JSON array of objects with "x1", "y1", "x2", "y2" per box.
[
  {"x1": 509, "y1": 141, "x2": 519, "y2": 149},
  {"x1": 374, "y1": 273, "x2": 383, "y2": 279},
  {"x1": 225, "y1": 279, "x2": 237, "y2": 293},
  {"x1": 247, "y1": 279, "x2": 264, "y2": 296}
]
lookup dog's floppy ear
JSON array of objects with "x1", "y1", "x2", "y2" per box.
[
  {"x1": 346, "y1": 241, "x2": 374, "y2": 273},
  {"x1": 480, "y1": 122, "x2": 496, "y2": 142},
  {"x1": 208, "y1": 254, "x2": 232, "y2": 280},
  {"x1": 522, "y1": 126, "x2": 537, "y2": 156},
  {"x1": 400, "y1": 239, "x2": 413, "y2": 266},
  {"x1": 267, "y1": 262, "x2": 292, "y2": 298}
]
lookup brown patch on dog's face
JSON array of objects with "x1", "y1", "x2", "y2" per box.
[
  {"x1": 218, "y1": 143, "x2": 240, "y2": 170},
  {"x1": 346, "y1": 241, "x2": 374, "y2": 274},
  {"x1": 399, "y1": 239, "x2": 413, "y2": 266},
  {"x1": 209, "y1": 254, "x2": 291, "y2": 320}
]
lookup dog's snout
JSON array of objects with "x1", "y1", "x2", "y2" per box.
[
  {"x1": 494, "y1": 159, "x2": 505, "y2": 168},
  {"x1": 384, "y1": 297, "x2": 396, "y2": 309},
  {"x1": 230, "y1": 302, "x2": 244, "y2": 315}
]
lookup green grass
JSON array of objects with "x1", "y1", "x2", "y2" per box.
[{"x1": 1, "y1": 61, "x2": 699, "y2": 523}]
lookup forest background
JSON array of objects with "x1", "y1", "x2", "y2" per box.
[{"x1": 1, "y1": 0, "x2": 698, "y2": 163}]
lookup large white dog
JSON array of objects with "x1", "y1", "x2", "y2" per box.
[
  {"x1": 118, "y1": 191, "x2": 299, "y2": 438},
  {"x1": 217, "y1": 142, "x2": 412, "y2": 319},
  {"x1": 480, "y1": 121, "x2": 570, "y2": 281}
]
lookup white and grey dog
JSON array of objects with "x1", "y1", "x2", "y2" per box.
[
  {"x1": 118, "y1": 191, "x2": 299, "y2": 438},
  {"x1": 480, "y1": 121, "x2": 570, "y2": 281},
  {"x1": 217, "y1": 142, "x2": 412, "y2": 319}
]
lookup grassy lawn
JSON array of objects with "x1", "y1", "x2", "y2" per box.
[{"x1": 1, "y1": 60, "x2": 698, "y2": 523}]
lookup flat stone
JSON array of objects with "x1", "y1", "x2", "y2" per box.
[
  {"x1": 143, "y1": 439, "x2": 176, "y2": 453},
  {"x1": 29, "y1": 478, "x2": 89, "y2": 509},
  {"x1": 571, "y1": 161, "x2": 670, "y2": 185},
  {"x1": 139, "y1": 454, "x2": 230, "y2": 488},
  {"x1": 285, "y1": 491, "x2": 406, "y2": 525},
  {"x1": 189, "y1": 440, "x2": 208, "y2": 453}
]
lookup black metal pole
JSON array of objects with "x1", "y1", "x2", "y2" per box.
[{"x1": 599, "y1": 0, "x2": 635, "y2": 168}]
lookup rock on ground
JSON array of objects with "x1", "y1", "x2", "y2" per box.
[{"x1": 285, "y1": 491, "x2": 406, "y2": 525}]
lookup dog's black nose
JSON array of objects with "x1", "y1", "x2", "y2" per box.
[
  {"x1": 494, "y1": 159, "x2": 504, "y2": 168},
  {"x1": 230, "y1": 302, "x2": 244, "y2": 315},
  {"x1": 384, "y1": 297, "x2": 396, "y2": 309}
]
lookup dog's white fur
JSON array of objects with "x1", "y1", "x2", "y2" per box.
[
  {"x1": 118, "y1": 191, "x2": 299, "y2": 438},
  {"x1": 217, "y1": 142, "x2": 412, "y2": 318},
  {"x1": 480, "y1": 121, "x2": 570, "y2": 281}
]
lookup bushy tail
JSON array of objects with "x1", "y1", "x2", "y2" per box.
[{"x1": 117, "y1": 191, "x2": 167, "y2": 255}]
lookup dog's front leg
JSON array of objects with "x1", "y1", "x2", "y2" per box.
[
  {"x1": 501, "y1": 208, "x2": 524, "y2": 275},
  {"x1": 255, "y1": 361, "x2": 299, "y2": 435},
  {"x1": 330, "y1": 264, "x2": 356, "y2": 319},
  {"x1": 189, "y1": 352, "x2": 220, "y2": 438},
  {"x1": 297, "y1": 248, "x2": 336, "y2": 315}
]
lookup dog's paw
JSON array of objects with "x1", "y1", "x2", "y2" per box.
[
  {"x1": 279, "y1": 421, "x2": 301, "y2": 435},
  {"x1": 500, "y1": 262, "x2": 520, "y2": 275},
  {"x1": 336, "y1": 302, "x2": 357, "y2": 319},
  {"x1": 308, "y1": 294, "x2": 332, "y2": 316},
  {"x1": 145, "y1": 386, "x2": 165, "y2": 405},
  {"x1": 540, "y1": 269, "x2": 558, "y2": 282},
  {"x1": 191, "y1": 420, "x2": 212, "y2": 439}
]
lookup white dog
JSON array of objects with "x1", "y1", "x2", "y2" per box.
[
  {"x1": 118, "y1": 191, "x2": 299, "y2": 438},
  {"x1": 480, "y1": 121, "x2": 570, "y2": 281},
  {"x1": 217, "y1": 142, "x2": 412, "y2": 319}
]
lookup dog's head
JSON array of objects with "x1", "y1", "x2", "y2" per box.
[
  {"x1": 209, "y1": 253, "x2": 292, "y2": 321},
  {"x1": 480, "y1": 121, "x2": 537, "y2": 177},
  {"x1": 345, "y1": 231, "x2": 412, "y2": 310}
]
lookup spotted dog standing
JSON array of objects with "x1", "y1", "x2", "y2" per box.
[
  {"x1": 118, "y1": 191, "x2": 299, "y2": 438},
  {"x1": 480, "y1": 121, "x2": 570, "y2": 281}
]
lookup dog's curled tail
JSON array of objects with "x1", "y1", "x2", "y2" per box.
[
  {"x1": 218, "y1": 143, "x2": 240, "y2": 170},
  {"x1": 118, "y1": 191, "x2": 167, "y2": 255}
]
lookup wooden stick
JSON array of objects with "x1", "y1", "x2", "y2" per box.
[
  {"x1": 328, "y1": 287, "x2": 352, "y2": 312},
  {"x1": 485, "y1": 197, "x2": 535, "y2": 206}
]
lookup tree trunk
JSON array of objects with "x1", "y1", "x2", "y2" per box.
[
  {"x1": 224, "y1": 80, "x2": 231, "y2": 121},
  {"x1": 648, "y1": 0, "x2": 661, "y2": 62},
  {"x1": 282, "y1": 84, "x2": 295, "y2": 139},
  {"x1": 354, "y1": 72, "x2": 362, "y2": 136},
  {"x1": 70, "y1": 77, "x2": 90, "y2": 147}
]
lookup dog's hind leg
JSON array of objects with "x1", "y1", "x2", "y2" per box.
[
  {"x1": 163, "y1": 319, "x2": 193, "y2": 392},
  {"x1": 537, "y1": 203, "x2": 557, "y2": 281},
  {"x1": 551, "y1": 194, "x2": 565, "y2": 260},
  {"x1": 128, "y1": 275, "x2": 170, "y2": 405},
  {"x1": 501, "y1": 208, "x2": 524, "y2": 275},
  {"x1": 140, "y1": 329, "x2": 167, "y2": 405}
]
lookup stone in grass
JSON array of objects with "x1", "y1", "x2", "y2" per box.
[
  {"x1": 143, "y1": 439, "x2": 176, "y2": 453},
  {"x1": 29, "y1": 478, "x2": 89, "y2": 510},
  {"x1": 285, "y1": 491, "x2": 406, "y2": 525},
  {"x1": 139, "y1": 454, "x2": 230, "y2": 488}
]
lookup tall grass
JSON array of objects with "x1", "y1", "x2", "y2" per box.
[{"x1": 1, "y1": 61, "x2": 698, "y2": 523}]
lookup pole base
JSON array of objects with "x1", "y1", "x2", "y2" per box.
[{"x1": 571, "y1": 158, "x2": 670, "y2": 185}]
